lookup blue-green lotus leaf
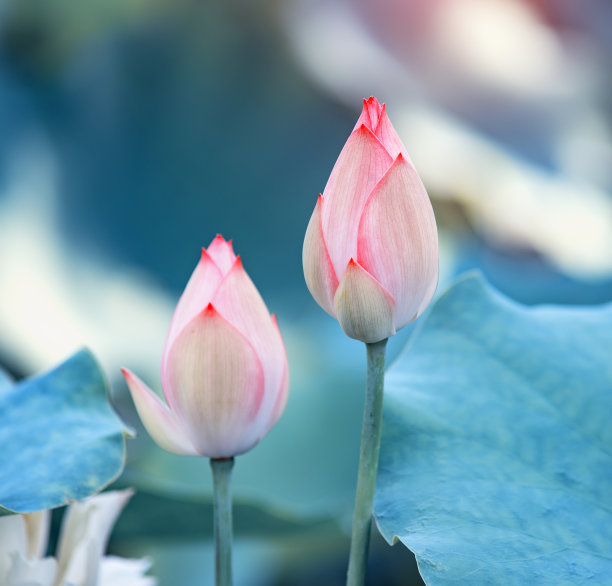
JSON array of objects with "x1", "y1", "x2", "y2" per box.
[
  {"x1": 0, "y1": 349, "x2": 127, "y2": 515},
  {"x1": 375, "y1": 273, "x2": 612, "y2": 585}
]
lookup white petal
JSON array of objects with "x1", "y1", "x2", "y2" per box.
[
  {"x1": 0, "y1": 515, "x2": 28, "y2": 583},
  {"x1": 122, "y1": 369, "x2": 199, "y2": 456},
  {"x1": 265, "y1": 315, "x2": 290, "y2": 432},
  {"x1": 6, "y1": 552, "x2": 56, "y2": 586},
  {"x1": 165, "y1": 305, "x2": 266, "y2": 458},
  {"x1": 303, "y1": 194, "x2": 338, "y2": 317},
  {"x1": 23, "y1": 510, "x2": 50, "y2": 559},
  {"x1": 212, "y1": 258, "x2": 288, "y2": 446},
  {"x1": 55, "y1": 490, "x2": 134, "y2": 586},
  {"x1": 333, "y1": 260, "x2": 396, "y2": 343}
]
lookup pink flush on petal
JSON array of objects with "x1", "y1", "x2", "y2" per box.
[
  {"x1": 353, "y1": 96, "x2": 383, "y2": 134},
  {"x1": 303, "y1": 96, "x2": 438, "y2": 343},
  {"x1": 123, "y1": 236, "x2": 289, "y2": 459},
  {"x1": 207, "y1": 235, "x2": 237, "y2": 275}
]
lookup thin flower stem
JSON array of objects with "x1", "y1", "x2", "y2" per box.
[
  {"x1": 346, "y1": 338, "x2": 388, "y2": 586},
  {"x1": 210, "y1": 457, "x2": 234, "y2": 586}
]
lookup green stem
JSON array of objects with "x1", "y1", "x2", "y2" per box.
[
  {"x1": 210, "y1": 457, "x2": 234, "y2": 586},
  {"x1": 346, "y1": 338, "x2": 388, "y2": 586}
]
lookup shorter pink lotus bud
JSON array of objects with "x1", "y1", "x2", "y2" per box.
[
  {"x1": 122, "y1": 236, "x2": 289, "y2": 459},
  {"x1": 303, "y1": 97, "x2": 438, "y2": 343}
]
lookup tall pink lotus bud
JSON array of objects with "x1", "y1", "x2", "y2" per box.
[
  {"x1": 303, "y1": 96, "x2": 438, "y2": 343},
  {"x1": 122, "y1": 236, "x2": 289, "y2": 459}
]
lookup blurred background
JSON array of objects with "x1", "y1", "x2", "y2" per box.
[{"x1": 1, "y1": 0, "x2": 611, "y2": 584}]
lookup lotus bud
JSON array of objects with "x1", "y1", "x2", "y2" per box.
[
  {"x1": 122, "y1": 236, "x2": 289, "y2": 459},
  {"x1": 303, "y1": 97, "x2": 438, "y2": 343}
]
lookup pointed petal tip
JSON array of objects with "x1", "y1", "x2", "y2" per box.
[
  {"x1": 352, "y1": 123, "x2": 378, "y2": 141},
  {"x1": 200, "y1": 247, "x2": 213, "y2": 262},
  {"x1": 206, "y1": 235, "x2": 238, "y2": 275},
  {"x1": 214, "y1": 234, "x2": 235, "y2": 251},
  {"x1": 123, "y1": 369, "x2": 199, "y2": 456},
  {"x1": 197, "y1": 302, "x2": 219, "y2": 320},
  {"x1": 333, "y1": 260, "x2": 396, "y2": 343},
  {"x1": 270, "y1": 314, "x2": 283, "y2": 330},
  {"x1": 389, "y1": 151, "x2": 416, "y2": 171},
  {"x1": 379, "y1": 102, "x2": 391, "y2": 122},
  {"x1": 364, "y1": 96, "x2": 384, "y2": 122},
  {"x1": 207, "y1": 233, "x2": 230, "y2": 250}
]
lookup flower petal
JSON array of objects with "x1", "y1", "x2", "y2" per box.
[
  {"x1": 302, "y1": 194, "x2": 338, "y2": 316},
  {"x1": 352, "y1": 96, "x2": 383, "y2": 133},
  {"x1": 415, "y1": 272, "x2": 439, "y2": 320},
  {"x1": 206, "y1": 234, "x2": 237, "y2": 275},
  {"x1": 161, "y1": 249, "x2": 223, "y2": 398},
  {"x1": 165, "y1": 305, "x2": 265, "y2": 458},
  {"x1": 267, "y1": 314, "x2": 289, "y2": 429},
  {"x1": 352, "y1": 98, "x2": 408, "y2": 159},
  {"x1": 373, "y1": 103, "x2": 410, "y2": 161},
  {"x1": 212, "y1": 258, "x2": 287, "y2": 439},
  {"x1": 321, "y1": 124, "x2": 393, "y2": 278},
  {"x1": 122, "y1": 369, "x2": 199, "y2": 456},
  {"x1": 0, "y1": 515, "x2": 28, "y2": 582},
  {"x1": 56, "y1": 490, "x2": 134, "y2": 586},
  {"x1": 6, "y1": 554, "x2": 56, "y2": 586},
  {"x1": 358, "y1": 154, "x2": 438, "y2": 329},
  {"x1": 333, "y1": 259, "x2": 396, "y2": 343},
  {"x1": 23, "y1": 510, "x2": 50, "y2": 558}
]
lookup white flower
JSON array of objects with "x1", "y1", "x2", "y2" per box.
[{"x1": 0, "y1": 490, "x2": 156, "y2": 586}]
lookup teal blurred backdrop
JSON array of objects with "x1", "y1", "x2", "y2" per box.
[{"x1": 1, "y1": 0, "x2": 611, "y2": 584}]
